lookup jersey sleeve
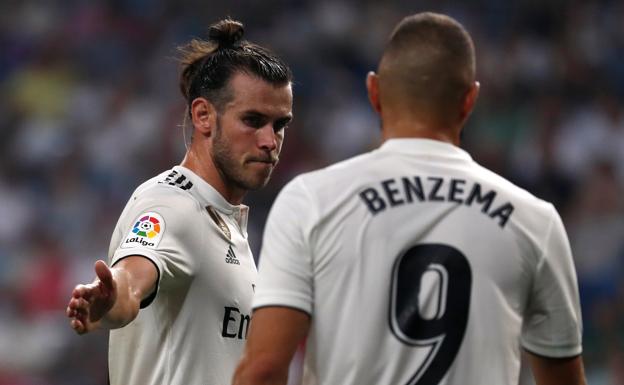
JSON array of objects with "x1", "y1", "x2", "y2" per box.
[
  {"x1": 110, "y1": 189, "x2": 202, "y2": 306},
  {"x1": 521, "y1": 205, "x2": 583, "y2": 358},
  {"x1": 253, "y1": 177, "x2": 316, "y2": 315}
]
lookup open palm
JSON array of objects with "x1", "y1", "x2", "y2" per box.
[{"x1": 66, "y1": 260, "x2": 117, "y2": 334}]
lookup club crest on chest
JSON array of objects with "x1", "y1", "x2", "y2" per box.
[{"x1": 206, "y1": 206, "x2": 231, "y2": 241}]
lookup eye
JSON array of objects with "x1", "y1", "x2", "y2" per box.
[
  {"x1": 243, "y1": 115, "x2": 267, "y2": 129},
  {"x1": 274, "y1": 117, "x2": 292, "y2": 132},
  {"x1": 274, "y1": 122, "x2": 289, "y2": 133}
]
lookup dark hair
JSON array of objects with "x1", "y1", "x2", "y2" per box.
[
  {"x1": 178, "y1": 18, "x2": 292, "y2": 112},
  {"x1": 379, "y1": 12, "x2": 475, "y2": 123}
]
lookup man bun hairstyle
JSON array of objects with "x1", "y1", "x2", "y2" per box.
[
  {"x1": 178, "y1": 18, "x2": 292, "y2": 113},
  {"x1": 208, "y1": 19, "x2": 245, "y2": 49}
]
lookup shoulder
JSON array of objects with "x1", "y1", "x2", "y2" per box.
[
  {"x1": 269, "y1": 157, "x2": 370, "y2": 226},
  {"x1": 475, "y1": 162, "x2": 551, "y2": 208},
  {"x1": 125, "y1": 172, "x2": 203, "y2": 219},
  {"x1": 469, "y1": 161, "x2": 559, "y2": 231},
  {"x1": 292, "y1": 151, "x2": 376, "y2": 193}
]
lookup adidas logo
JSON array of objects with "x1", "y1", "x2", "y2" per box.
[
  {"x1": 225, "y1": 246, "x2": 240, "y2": 265},
  {"x1": 159, "y1": 170, "x2": 193, "y2": 190}
]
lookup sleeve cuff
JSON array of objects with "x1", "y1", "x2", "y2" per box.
[
  {"x1": 521, "y1": 338, "x2": 583, "y2": 359},
  {"x1": 111, "y1": 250, "x2": 163, "y2": 308},
  {"x1": 252, "y1": 292, "x2": 313, "y2": 316}
]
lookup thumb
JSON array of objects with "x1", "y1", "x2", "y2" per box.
[{"x1": 94, "y1": 260, "x2": 114, "y2": 292}]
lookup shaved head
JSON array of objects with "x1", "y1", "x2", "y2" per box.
[{"x1": 378, "y1": 12, "x2": 476, "y2": 126}]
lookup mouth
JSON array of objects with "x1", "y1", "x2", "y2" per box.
[
  {"x1": 247, "y1": 157, "x2": 278, "y2": 166},
  {"x1": 246, "y1": 160, "x2": 276, "y2": 173}
]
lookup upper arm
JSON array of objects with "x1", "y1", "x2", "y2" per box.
[
  {"x1": 235, "y1": 307, "x2": 310, "y2": 384},
  {"x1": 233, "y1": 179, "x2": 315, "y2": 384},
  {"x1": 249, "y1": 307, "x2": 311, "y2": 365},
  {"x1": 527, "y1": 351, "x2": 586, "y2": 385},
  {"x1": 521, "y1": 206, "x2": 583, "y2": 357},
  {"x1": 111, "y1": 190, "x2": 204, "y2": 289},
  {"x1": 112, "y1": 256, "x2": 159, "y2": 305},
  {"x1": 253, "y1": 178, "x2": 316, "y2": 315}
]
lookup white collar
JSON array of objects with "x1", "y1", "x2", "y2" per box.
[
  {"x1": 172, "y1": 165, "x2": 249, "y2": 234},
  {"x1": 377, "y1": 138, "x2": 473, "y2": 162}
]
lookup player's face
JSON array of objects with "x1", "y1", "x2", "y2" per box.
[{"x1": 211, "y1": 72, "x2": 293, "y2": 192}]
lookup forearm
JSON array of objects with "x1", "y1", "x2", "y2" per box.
[
  {"x1": 100, "y1": 257, "x2": 158, "y2": 330},
  {"x1": 99, "y1": 267, "x2": 141, "y2": 329},
  {"x1": 68, "y1": 257, "x2": 158, "y2": 334},
  {"x1": 232, "y1": 355, "x2": 288, "y2": 385},
  {"x1": 528, "y1": 352, "x2": 586, "y2": 385},
  {"x1": 233, "y1": 307, "x2": 310, "y2": 385}
]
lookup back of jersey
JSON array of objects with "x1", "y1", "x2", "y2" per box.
[{"x1": 254, "y1": 139, "x2": 582, "y2": 385}]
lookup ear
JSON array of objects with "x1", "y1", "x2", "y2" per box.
[
  {"x1": 190, "y1": 97, "x2": 217, "y2": 137},
  {"x1": 366, "y1": 71, "x2": 382, "y2": 115},
  {"x1": 459, "y1": 81, "x2": 480, "y2": 122}
]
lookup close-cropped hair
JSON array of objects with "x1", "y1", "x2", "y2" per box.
[{"x1": 379, "y1": 12, "x2": 476, "y2": 122}]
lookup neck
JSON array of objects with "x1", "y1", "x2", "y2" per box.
[
  {"x1": 180, "y1": 148, "x2": 246, "y2": 205},
  {"x1": 381, "y1": 115, "x2": 461, "y2": 146}
]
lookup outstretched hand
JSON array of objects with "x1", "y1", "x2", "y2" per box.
[{"x1": 66, "y1": 260, "x2": 117, "y2": 335}]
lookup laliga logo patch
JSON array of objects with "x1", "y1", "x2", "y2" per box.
[
  {"x1": 121, "y1": 212, "x2": 165, "y2": 249},
  {"x1": 133, "y1": 215, "x2": 161, "y2": 238}
]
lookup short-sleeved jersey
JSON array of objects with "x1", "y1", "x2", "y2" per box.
[
  {"x1": 108, "y1": 165, "x2": 257, "y2": 385},
  {"x1": 254, "y1": 139, "x2": 582, "y2": 385}
]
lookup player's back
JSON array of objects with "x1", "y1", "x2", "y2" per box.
[{"x1": 265, "y1": 139, "x2": 581, "y2": 385}]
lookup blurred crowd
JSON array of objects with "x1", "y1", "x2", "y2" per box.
[{"x1": 0, "y1": 0, "x2": 622, "y2": 384}]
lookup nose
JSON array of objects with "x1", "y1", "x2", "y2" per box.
[{"x1": 257, "y1": 125, "x2": 278, "y2": 152}]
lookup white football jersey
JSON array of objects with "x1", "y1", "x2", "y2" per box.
[
  {"x1": 108, "y1": 166, "x2": 257, "y2": 385},
  {"x1": 254, "y1": 139, "x2": 582, "y2": 385}
]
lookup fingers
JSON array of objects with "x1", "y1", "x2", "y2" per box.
[
  {"x1": 71, "y1": 283, "x2": 96, "y2": 302},
  {"x1": 67, "y1": 295, "x2": 89, "y2": 320},
  {"x1": 67, "y1": 296, "x2": 89, "y2": 335},
  {"x1": 67, "y1": 295, "x2": 90, "y2": 312},
  {"x1": 67, "y1": 260, "x2": 112, "y2": 335},
  {"x1": 67, "y1": 283, "x2": 94, "y2": 334},
  {"x1": 70, "y1": 318, "x2": 86, "y2": 334},
  {"x1": 94, "y1": 260, "x2": 114, "y2": 293}
]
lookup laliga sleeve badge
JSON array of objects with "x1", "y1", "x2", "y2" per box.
[{"x1": 121, "y1": 212, "x2": 165, "y2": 249}]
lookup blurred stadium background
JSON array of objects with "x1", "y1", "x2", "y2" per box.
[{"x1": 0, "y1": 0, "x2": 623, "y2": 384}]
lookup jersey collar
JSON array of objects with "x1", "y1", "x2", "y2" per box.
[
  {"x1": 172, "y1": 165, "x2": 249, "y2": 233},
  {"x1": 377, "y1": 138, "x2": 473, "y2": 161}
]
